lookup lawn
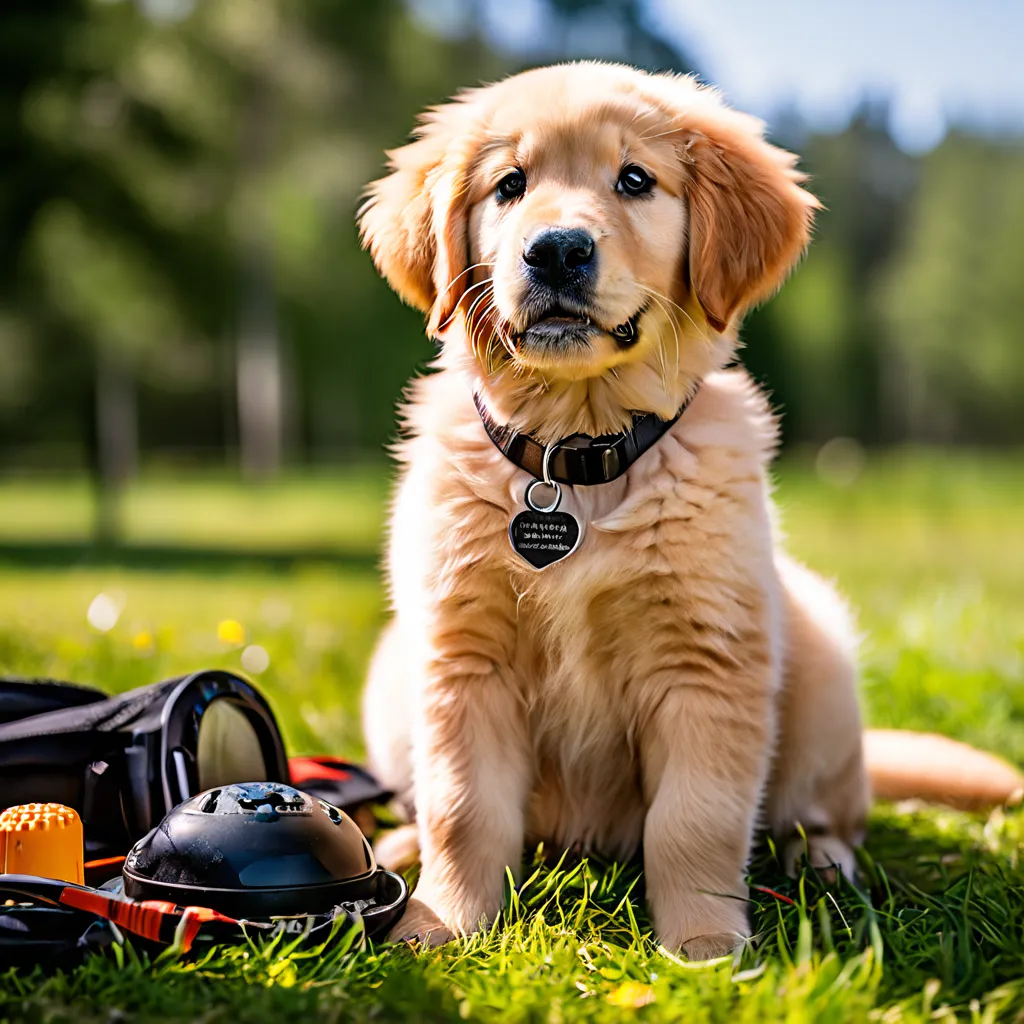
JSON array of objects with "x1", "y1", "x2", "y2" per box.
[{"x1": 1, "y1": 450, "x2": 1023, "y2": 1022}]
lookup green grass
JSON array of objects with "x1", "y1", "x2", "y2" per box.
[
  {"x1": 0, "y1": 468, "x2": 390, "y2": 553},
  {"x1": 1, "y1": 450, "x2": 1023, "y2": 1022}
]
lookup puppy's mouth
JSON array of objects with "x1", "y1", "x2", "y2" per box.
[{"x1": 513, "y1": 305, "x2": 645, "y2": 349}]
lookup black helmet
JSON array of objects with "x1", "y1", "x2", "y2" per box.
[{"x1": 122, "y1": 781, "x2": 407, "y2": 933}]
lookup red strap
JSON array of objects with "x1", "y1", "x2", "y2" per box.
[
  {"x1": 177, "y1": 905, "x2": 240, "y2": 953},
  {"x1": 751, "y1": 884, "x2": 796, "y2": 906},
  {"x1": 289, "y1": 756, "x2": 352, "y2": 784}
]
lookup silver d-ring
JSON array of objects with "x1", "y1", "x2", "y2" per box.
[
  {"x1": 541, "y1": 441, "x2": 559, "y2": 486},
  {"x1": 525, "y1": 477, "x2": 561, "y2": 513}
]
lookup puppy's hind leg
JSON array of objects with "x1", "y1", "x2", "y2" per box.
[{"x1": 766, "y1": 556, "x2": 869, "y2": 882}]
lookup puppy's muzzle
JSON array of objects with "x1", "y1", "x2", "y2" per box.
[
  {"x1": 522, "y1": 227, "x2": 596, "y2": 292},
  {"x1": 513, "y1": 227, "x2": 643, "y2": 351}
]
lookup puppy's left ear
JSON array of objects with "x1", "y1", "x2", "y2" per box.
[
  {"x1": 358, "y1": 97, "x2": 477, "y2": 336},
  {"x1": 681, "y1": 106, "x2": 820, "y2": 332}
]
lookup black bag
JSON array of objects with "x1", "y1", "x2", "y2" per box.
[{"x1": 0, "y1": 670, "x2": 289, "y2": 859}]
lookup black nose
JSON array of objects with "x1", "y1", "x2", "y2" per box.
[{"x1": 523, "y1": 227, "x2": 595, "y2": 288}]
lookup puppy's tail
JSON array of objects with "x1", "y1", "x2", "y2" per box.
[{"x1": 864, "y1": 729, "x2": 1024, "y2": 810}]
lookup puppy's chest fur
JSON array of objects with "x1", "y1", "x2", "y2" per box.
[
  {"x1": 514, "y1": 558, "x2": 649, "y2": 858},
  {"x1": 509, "y1": 465, "x2": 771, "y2": 856},
  {"x1": 398, "y1": 370, "x2": 782, "y2": 858}
]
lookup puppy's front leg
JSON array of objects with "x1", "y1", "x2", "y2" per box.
[
  {"x1": 400, "y1": 618, "x2": 529, "y2": 943},
  {"x1": 640, "y1": 663, "x2": 774, "y2": 960}
]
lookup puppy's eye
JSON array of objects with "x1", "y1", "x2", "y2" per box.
[
  {"x1": 617, "y1": 165, "x2": 654, "y2": 197},
  {"x1": 496, "y1": 169, "x2": 526, "y2": 202}
]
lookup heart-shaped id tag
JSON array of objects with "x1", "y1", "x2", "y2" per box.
[{"x1": 509, "y1": 479, "x2": 583, "y2": 570}]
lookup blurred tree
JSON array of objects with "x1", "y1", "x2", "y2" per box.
[
  {"x1": 2, "y1": 0, "x2": 1024, "y2": 503},
  {"x1": 267, "y1": 0, "x2": 510, "y2": 458},
  {"x1": 0, "y1": 0, "x2": 510, "y2": 487},
  {"x1": 875, "y1": 134, "x2": 1024, "y2": 444},
  {"x1": 742, "y1": 103, "x2": 918, "y2": 446},
  {"x1": 0, "y1": 0, "x2": 238, "y2": 537},
  {"x1": 542, "y1": 0, "x2": 696, "y2": 71}
]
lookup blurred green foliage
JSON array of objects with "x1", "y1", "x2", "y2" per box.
[{"x1": 1, "y1": 0, "x2": 1023, "y2": 471}]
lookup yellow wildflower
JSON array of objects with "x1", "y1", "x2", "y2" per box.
[
  {"x1": 606, "y1": 981, "x2": 654, "y2": 1008},
  {"x1": 217, "y1": 619, "x2": 246, "y2": 646}
]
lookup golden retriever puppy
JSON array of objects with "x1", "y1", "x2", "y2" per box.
[{"x1": 357, "y1": 62, "x2": 1021, "y2": 958}]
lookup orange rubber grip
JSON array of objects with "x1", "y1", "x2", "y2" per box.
[{"x1": 0, "y1": 803, "x2": 84, "y2": 884}]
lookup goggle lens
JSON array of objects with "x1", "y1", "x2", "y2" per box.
[{"x1": 196, "y1": 699, "x2": 268, "y2": 791}]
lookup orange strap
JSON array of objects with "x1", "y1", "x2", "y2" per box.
[
  {"x1": 60, "y1": 887, "x2": 174, "y2": 942},
  {"x1": 83, "y1": 855, "x2": 126, "y2": 870},
  {"x1": 59, "y1": 886, "x2": 240, "y2": 951}
]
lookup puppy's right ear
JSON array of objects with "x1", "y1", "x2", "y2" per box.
[{"x1": 358, "y1": 98, "x2": 476, "y2": 335}]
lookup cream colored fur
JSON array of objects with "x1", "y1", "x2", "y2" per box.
[{"x1": 357, "y1": 62, "x2": 1023, "y2": 959}]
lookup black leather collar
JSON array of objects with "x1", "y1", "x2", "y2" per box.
[{"x1": 473, "y1": 389, "x2": 697, "y2": 486}]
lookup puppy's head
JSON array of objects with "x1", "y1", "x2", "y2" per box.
[{"x1": 360, "y1": 63, "x2": 818, "y2": 436}]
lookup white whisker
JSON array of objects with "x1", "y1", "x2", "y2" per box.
[
  {"x1": 464, "y1": 285, "x2": 497, "y2": 361},
  {"x1": 641, "y1": 284, "x2": 709, "y2": 345},
  {"x1": 437, "y1": 277, "x2": 495, "y2": 331},
  {"x1": 640, "y1": 287, "x2": 682, "y2": 381},
  {"x1": 477, "y1": 301, "x2": 515, "y2": 371},
  {"x1": 433, "y1": 262, "x2": 497, "y2": 329}
]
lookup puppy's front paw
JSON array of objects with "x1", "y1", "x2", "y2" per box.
[
  {"x1": 387, "y1": 897, "x2": 455, "y2": 947},
  {"x1": 679, "y1": 932, "x2": 745, "y2": 962},
  {"x1": 656, "y1": 901, "x2": 750, "y2": 961}
]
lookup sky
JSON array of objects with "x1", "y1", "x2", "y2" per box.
[
  {"x1": 412, "y1": 0, "x2": 1024, "y2": 154},
  {"x1": 649, "y1": 0, "x2": 1024, "y2": 152}
]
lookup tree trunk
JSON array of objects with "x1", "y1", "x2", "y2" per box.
[
  {"x1": 236, "y1": 76, "x2": 284, "y2": 480},
  {"x1": 93, "y1": 348, "x2": 138, "y2": 545},
  {"x1": 237, "y1": 252, "x2": 284, "y2": 479}
]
